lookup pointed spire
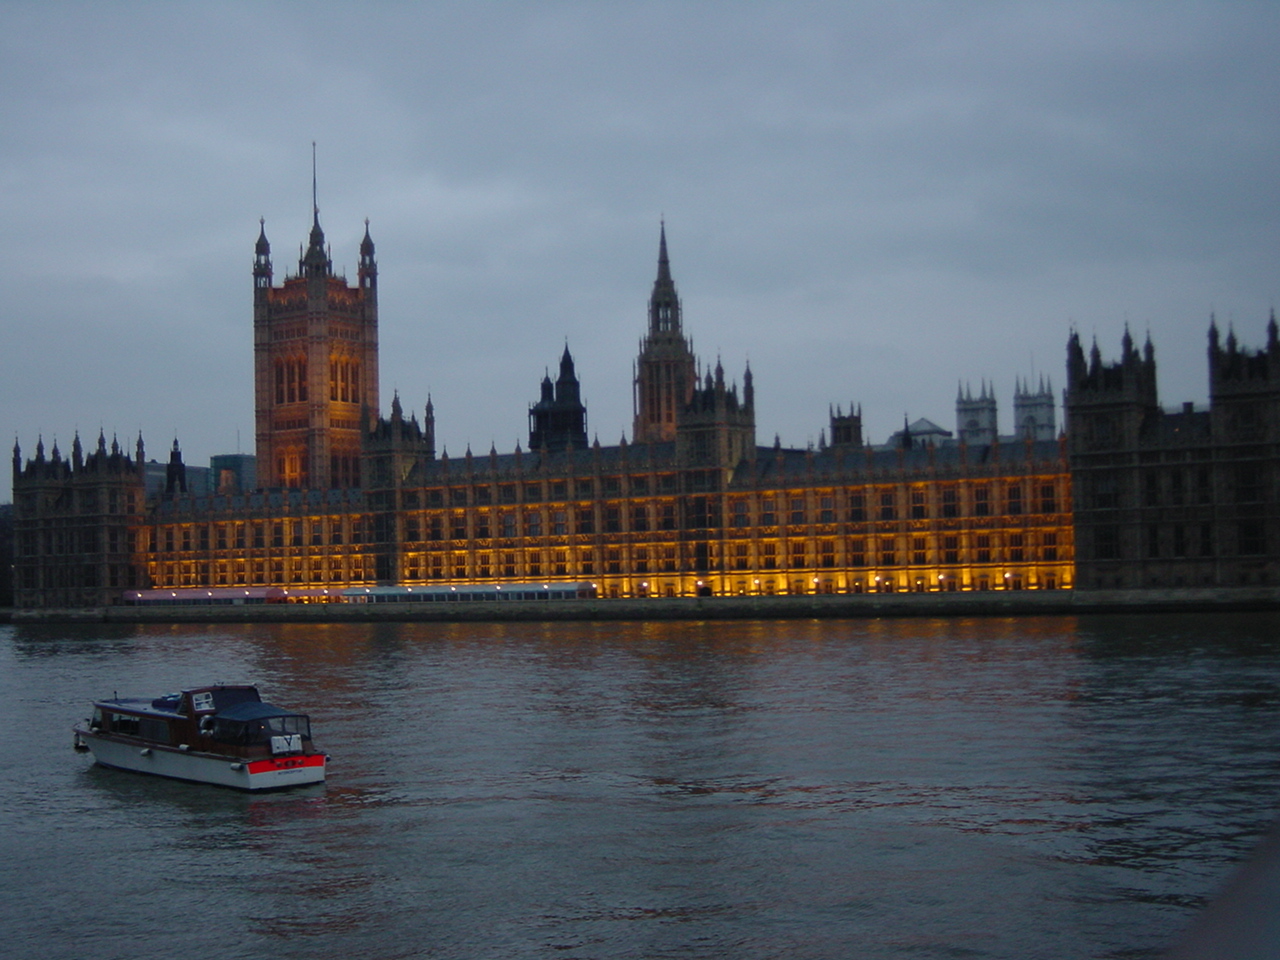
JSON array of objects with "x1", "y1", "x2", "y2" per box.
[
  {"x1": 359, "y1": 218, "x2": 377, "y2": 292},
  {"x1": 648, "y1": 221, "x2": 681, "y2": 336},
  {"x1": 657, "y1": 219, "x2": 670, "y2": 282},
  {"x1": 300, "y1": 143, "x2": 331, "y2": 279},
  {"x1": 312, "y1": 140, "x2": 319, "y2": 223}
]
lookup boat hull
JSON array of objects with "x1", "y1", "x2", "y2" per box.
[{"x1": 74, "y1": 725, "x2": 325, "y2": 791}]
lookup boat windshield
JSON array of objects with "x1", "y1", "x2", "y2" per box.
[{"x1": 210, "y1": 701, "x2": 311, "y2": 746}]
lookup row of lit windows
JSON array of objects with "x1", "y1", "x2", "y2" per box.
[
  {"x1": 152, "y1": 556, "x2": 375, "y2": 588},
  {"x1": 266, "y1": 340, "x2": 363, "y2": 404},
  {"x1": 150, "y1": 517, "x2": 370, "y2": 553},
  {"x1": 151, "y1": 533, "x2": 1068, "y2": 582},
  {"x1": 146, "y1": 510, "x2": 1067, "y2": 556}
]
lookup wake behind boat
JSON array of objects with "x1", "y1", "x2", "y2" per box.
[{"x1": 73, "y1": 684, "x2": 326, "y2": 790}]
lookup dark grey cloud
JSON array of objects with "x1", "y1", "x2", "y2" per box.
[{"x1": 2, "y1": 2, "x2": 1278, "y2": 498}]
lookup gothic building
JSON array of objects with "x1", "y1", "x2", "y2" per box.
[
  {"x1": 1066, "y1": 319, "x2": 1279, "y2": 589},
  {"x1": 529, "y1": 346, "x2": 589, "y2": 452},
  {"x1": 253, "y1": 201, "x2": 379, "y2": 490},
  {"x1": 633, "y1": 224, "x2": 697, "y2": 444},
  {"x1": 10, "y1": 220, "x2": 1083, "y2": 606},
  {"x1": 62, "y1": 210, "x2": 1280, "y2": 607},
  {"x1": 956, "y1": 382, "x2": 998, "y2": 446},
  {"x1": 10, "y1": 432, "x2": 147, "y2": 606},
  {"x1": 1013, "y1": 377, "x2": 1056, "y2": 441}
]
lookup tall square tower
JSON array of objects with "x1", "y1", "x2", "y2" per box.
[{"x1": 252, "y1": 209, "x2": 379, "y2": 489}]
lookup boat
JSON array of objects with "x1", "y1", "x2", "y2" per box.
[{"x1": 73, "y1": 684, "x2": 326, "y2": 790}]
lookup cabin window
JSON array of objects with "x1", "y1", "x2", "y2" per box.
[
  {"x1": 140, "y1": 718, "x2": 171, "y2": 743},
  {"x1": 109, "y1": 712, "x2": 140, "y2": 736}
]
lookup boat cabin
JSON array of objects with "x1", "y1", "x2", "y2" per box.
[{"x1": 89, "y1": 684, "x2": 313, "y2": 756}]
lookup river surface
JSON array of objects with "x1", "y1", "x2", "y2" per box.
[{"x1": 2, "y1": 614, "x2": 1279, "y2": 959}]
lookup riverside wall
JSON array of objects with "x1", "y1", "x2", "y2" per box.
[{"x1": 4, "y1": 587, "x2": 1280, "y2": 624}]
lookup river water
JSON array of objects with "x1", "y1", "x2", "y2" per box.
[{"x1": 2, "y1": 614, "x2": 1279, "y2": 959}]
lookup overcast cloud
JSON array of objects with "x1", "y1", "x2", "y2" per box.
[{"x1": 2, "y1": 2, "x2": 1278, "y2": 499}]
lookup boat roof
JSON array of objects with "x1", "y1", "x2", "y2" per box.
[
  {"x1": 216, "y1": 701, "x2": 306, "y2": 722},
  {"x1": 93, "y1": 684, "x2": 262, "y2": 717},
  {"x1": 94, "y1": 696, "x2": 182, "y2": 718}
]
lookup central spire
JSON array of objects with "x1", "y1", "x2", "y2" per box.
[
  {"x1": 648, "y1": 221, "x2": 681, "y2": 337},
  {"x1": 300, "y1": 142, "x2": 331, "y2": 278},
  {"x1": 312, "y1": 141, "x2": 318, "y2": 224},
  {"x1": 657, "y1": 220, "x2": 671, "y2": 284}
]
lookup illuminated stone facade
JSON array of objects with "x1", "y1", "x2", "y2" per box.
[
  {"x1": 133, "y1": 438, "x2": 1073, "y2": 600},
  {"x1": 11, "y1": 221, "x2": 1082, "y2": 607},
  {"x1": 253, "y1": 211, "x2": 379, "y2": 490}
]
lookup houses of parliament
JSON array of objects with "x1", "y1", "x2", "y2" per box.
[{"x1": 10, "y1": 199, "x2": 1280, "y2": 608}]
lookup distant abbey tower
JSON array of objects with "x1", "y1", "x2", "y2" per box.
[
  {"x1": 956, "y1": 381, "x2": 998, "y2": 446},
  {"x1": 632, "y1": 224, "x2": 697, "y2": 444},
  {"x1": 253, "y1": 177, "x2": 379, "y2": 489},
  {"x1": 1013, "y1": 376, "x2": 1057, "y2": 440}
]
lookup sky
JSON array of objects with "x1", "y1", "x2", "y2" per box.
[{"x1": 2, "y1": 2, "x2": 1278, "y2": 501}]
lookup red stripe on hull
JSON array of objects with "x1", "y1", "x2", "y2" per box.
[{"x1": 246, "y1": 754, "x2": 326, "y2": 775}]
